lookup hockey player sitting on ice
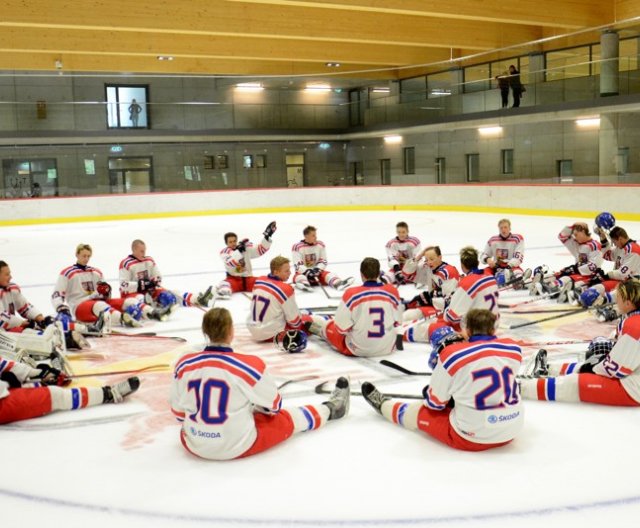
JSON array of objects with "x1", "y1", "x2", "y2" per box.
[
  {"x1": 480, "y1": 218, "x2": 530, "y2": 289},
  {"x1": 404, "y1": 246, "x2": 460, "y2": 320},
  {"x1": 306, "y1": 257, "x2": 401, "y2": 357},
  {"x1": 0, "y1": 260, "x2": 95, "y2": 350},
  {"x1": 215, "y1": 221, "x2": 276, "y2": 300},
  {"x1": 119, "y1": 239, "x2": 213, "y2": 317},
  {"x1": 403, "y1": 246, "x2": 499, "y2": 344},
  {"x1": 246, "y1": 256, "x2": 310, "y2": 342},
  {"x1": 170, "y1": 307, "x2": 349, "y2": 460},
  {"x1": 291, "y1": 225, "x2": 353, "y2": 292},
  {"x1": 0, "y1": 355, "x2": 139, "y2": 424},
  {"x1": 52, "y1": 243, "x2": 145, "y2": 329},
  {"x1": 383, "y1": 221, "x2": 422, "y2": 285},
  {"x1": 529, "y1": 221, "x2": 603, "y2": 303},
  {"x1": 361, "y1": 309, "x2": 523, "y2": 451},
  {"x1": 576, "y1": 225, "x2": 640, "y2": 320},
  {"x1": 521, "y1": 279, "x2": 640, "y2": 407}
]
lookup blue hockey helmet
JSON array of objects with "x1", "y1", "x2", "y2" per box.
[{"x1": 595, "y1": 212, "x2": 616, "y2": 231}]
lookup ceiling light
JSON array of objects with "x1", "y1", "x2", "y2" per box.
[
  {"x1": 236, "y1": 82, "x2": 264, "y2": 92},
  {"x1": 371, "y1": 87, "x2": 390, "y2": 93},
  {"x1": 325, "y1": 62, "x2": 341, "y2": 68},
  {"x1": 478, "y1": 126, "x2": 503, "y2": 136},
  {"x1": 576, "y1": 118, "x2": 600, "y2": 128},
  {"x1": 157, "y1": 56, "x2": 174, "y2": 61},
  {"x1": 384, "y1": 135, "x2": 403, "y2": 144},
  {"x1": 305, "y1": 83, "x2": 331, "y2": 92}
]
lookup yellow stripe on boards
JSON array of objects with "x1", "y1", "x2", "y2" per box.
[{"x1": 2, "y1": 204, "x2": 640, "y2": 226}]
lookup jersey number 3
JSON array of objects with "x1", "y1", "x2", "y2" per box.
[{"x1": 187, "y1": 378, "x2": 230, "y2": 424}]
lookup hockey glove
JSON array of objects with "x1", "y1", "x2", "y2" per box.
[
  {"x1": 558, "y1": 264, "x2": 578, "y2": 277},
  {"x1": 137, "y1": 278, "x2": 158, "y2": 294},
  {"x1": 236, "y1": 238, "x2": 249, "y2": 253},
  {"x1": 36, "y1": 315, "x2": 56, "y2": 330},
  {"x1": 35, "y1": 364, "x2": 70, "y2": 386},
  {"x1": 96, "y1": 281, "x2": 112, "y2": 300},
  {"x1": 0, "y1": 370, "x2": 22, "y2": 388},
  {"x1": 263, "y1": 221, "x2": 277, "y2": 241}
]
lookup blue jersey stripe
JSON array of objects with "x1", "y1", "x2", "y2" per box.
[
  {"x1": 175, "y1": 353, "x2": 262, "y2": 381},
  {"x1": 442, "y1": 342, "x2": 521, "y2": 370}
]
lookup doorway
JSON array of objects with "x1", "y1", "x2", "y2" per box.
[
  {"x1": 108, "y1": 157, "x2": 153, "y2": 193},
  {"x1": 285, "y1": 153, "x2": 305, "y2": 187}
]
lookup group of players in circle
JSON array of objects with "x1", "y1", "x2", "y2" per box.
[{"x1": 1, "y1": 213, "x2": 640, "y2": 460}]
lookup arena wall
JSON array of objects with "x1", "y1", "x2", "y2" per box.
[{"x1": 0, "y1": 184, "x2": 636, "y2": 226}]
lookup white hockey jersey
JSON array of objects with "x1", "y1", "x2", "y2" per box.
[
  {"x1": 425, "y1": 336, "x2": 524, "y2": 444},
  {"x1": 480, "y1": 233, "x2": 524, "y2": 269},
  {"x1": 0, "y1": 283, "x2": 42, "y2": 330},
  {"x1": 385, "y1": 236, "x2": 422, "y2": 269},
  {"x1": 52, "y1": 264, "x2": 103, "y2": 315},
  {"x1": 430, "y1": 262, "x2": 461, "y2": 299},
  {"x1": 444, "y1": 270, "x2": 499, "y2": 329},
  {"x1": 246, "y1": 275, "x2": 304, "y2": 341},
  {"x1": 593, "y1": 311, "x2": 640, "y2": 403},
  {"x1": 558, "y1": 226, "x2": 603, "y2": 275},
  {"x1": 333, "y1": 281, "x2": 401, "y2": 357},
  {"x1": 291, "y1": 240, "x2": 328, "y2": 273},
  {"x1": 220, "y1": 238, "x2": 271, "y2": 278},
  {"x1": 170, "y1": 345, "x2": 283, "y2": 460},
  {"x1": 119, "y1": 255, "x2": 162, "y2": 295},
  {"x1": 602, "y1": 240, "x2": 640, "y2": 281}
]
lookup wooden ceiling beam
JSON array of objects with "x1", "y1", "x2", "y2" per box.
[
  {"x1": 0, "y1": 27, "x2": 453, "y2": 67},
  {"x1": 225, "y1": 0, "x2": 612, "y2": 29},
  {"x1": 0, "y1": 50, "x2": 398, "y2": 79},
  {"x1": 1, "y1": 0, "x2": 541, "y2": 50}
]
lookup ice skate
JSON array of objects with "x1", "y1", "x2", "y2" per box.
[
  {"x1": 294, "y1": 282, "x2": 314, "y2": 293},
  {"x1": 511, "y1": 268, "x2": 532, "y2": 290},
  {"x1": 149, "y1": 304, "x2": 172, "y2": 322},
  {"x1": 522, "y1": 349, "x2": 549, "y2": 378},
  {"x1": 196, "y1": 286, "x2": 214, "y2": 308},
  {"x1": 323, "y1": 377, "x2": 350, "y2": 420},
  {"x1": 555, "y1": 280, "x2": 574, "y2": 304},
  {"x1": 361, "y1": 381, "x2": 390, "y2": 414},
  {"x1": 334, "y1": 277, "x2": 355, "y2": 291},
  {"x1": 121, "y1": 312, "x2": 143, "y2": 328},
  {"x1": 103, "y1": 377, "x2": 141, "y2": 403},
  {"x1": 596, "y1": 306, "x2": 619, "y2": 322}
]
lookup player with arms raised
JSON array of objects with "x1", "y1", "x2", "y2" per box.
[{"x1": 215, "y1": 221, "x2": 276, "y2": 299}]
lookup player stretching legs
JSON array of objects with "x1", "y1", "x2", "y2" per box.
[
  {"x1": 52, "y1": 244, "x2": 144, "y2": 328},
  {"x1": 118, "y1": 239, "x2": 213, "y2": 317},
  {"x1": 0, "y1": 357, "x2": 139, "y2": 424},
  {"x1": 170, "y1": 307, "x2": 350, "y2": 460},
  {"x1": 362, "y1": 309, "x2": 523, "y2": 451},
  {"x1": 307, "y1": 257, "x2": 401, "y2": 357},
  {"x1": 521, "y1": 279, "x2": 640, "y2": 407},
  {"x1": 291, "y1": 226, "x2": 353, "y2": 291}
]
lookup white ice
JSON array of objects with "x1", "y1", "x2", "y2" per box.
[{"x1": 1, "y1": 209, "x2": 640, "y2": 528}]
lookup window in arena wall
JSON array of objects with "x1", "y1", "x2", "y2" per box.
[
  {"x1": 380, "y1": 158, "x2": 391, "y2": 185},
  {"x1": 464, "y1": 63, "x2": 491, "y2": 93},
  {"x1": 545, "y1": 46, "x2": 591, "y2": 82},
  {"x1": 403, "y1": 147, "x2": 415, "y2": 175},
  {"x1": 501, "y1": 149, "x2": 514, "y2": 174},
  {"x1": 556, "y1": 159, "x2": 573, "y2": 182},
  {"x1": 466, "y1": 153, "x2": 480, "y2": 182},
  {"x1": 105, "y1": 84, "x2": 149, "y2": 129},
  {"x1": 435, "y1": 157, "x2": 446, "y2": 184}
]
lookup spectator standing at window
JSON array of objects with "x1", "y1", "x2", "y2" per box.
[{"x1": 128, "y1": 99, "x2": 142, "y2": 127}]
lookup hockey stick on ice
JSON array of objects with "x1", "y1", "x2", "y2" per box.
[
  {"x1": 379, "y1": 360, "x2": 431, "y2": 376},
  {"x1": 498, "y1": 293, "x2": 557, "y2": 309},
  {"x1": 314, "y1": 381, "x2": 424, "y2": 400},
  {"x1": 105, "y1": 331, "x2": 187, "y2": 342},
  {"x1": 503, "y1": 307, "x2": 582, "y2": 314},
  {"x1": 277, "y1": 375, "x2": 320, "y2": 390},
  {"x1": 67, "y1": 364, "x2": 170, "y2": 379},
  {"x1": 507, "y1": 302, "x2": 614, "y2": 329}
]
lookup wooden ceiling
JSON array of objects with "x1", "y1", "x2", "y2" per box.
[{"x1": 1, "y1": 0, "x2": 639, "y2": 81}]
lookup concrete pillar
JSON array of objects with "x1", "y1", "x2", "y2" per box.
[
  {"x1": 600, "y1": 31, "x2": 619, "y2": 96},
  {"x1": 599, "y1": 113, "x2": 619, "y2": 183}
]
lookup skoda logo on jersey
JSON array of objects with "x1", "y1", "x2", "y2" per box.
[
  {"x1": 190, "y1": 426, "x2": 197, "y2": 436},
  {"x1": 487, "y1": 415, "x2": 498, "y2": 424}
]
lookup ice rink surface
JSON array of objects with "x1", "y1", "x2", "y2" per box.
[{"x1": 1, "y1": 209, "x2": 640, "y2": 528}]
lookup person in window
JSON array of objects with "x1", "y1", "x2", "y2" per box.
[
  {"x1": 495, "y1": 71, "x2": 509, "y2": 108},
  {"x1": 508, "y1": 65, "x2": 524, "y2": 108},
  {"x1": 128, "y1": 99, "x2": 142, "y2": 127},
  {"x1": 30, "y1": 182, "x2": 42, "y2": 197}
]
